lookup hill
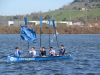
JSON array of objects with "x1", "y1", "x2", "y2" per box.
[
  {"x1": 0, "y1": 0, "x2": 100, "y2": 23},
  {"x1": 40, "y1": 0, "x2": 100, "y2": 22}
]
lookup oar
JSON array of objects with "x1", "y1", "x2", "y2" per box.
[
  {"x1": 52, "y1": 20, "x2": 59, "y2": 48},
  {"x1": 24, "y1": 17, "x2": 28, "y2": 27},
  {"x1": 65, "y1": 52, "x2": 70, "y2": 55},
  {"x1": 20, "y1": 26, "x2": 22, "y2": 50},
  {"x1": 40, "y1": 18, "x2": 43, "y2": 48},
  {"x1": 48, "y1": 18, "x2": 50, "y2": 47}
]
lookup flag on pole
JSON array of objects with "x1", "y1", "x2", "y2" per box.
[{"x1": 20, "y1": 26, "x2": 36, "y2": 43}]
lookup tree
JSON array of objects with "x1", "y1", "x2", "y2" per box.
[
  {"x1": 73, "y1": 6, "x2": 78, "y2": 10},
  {"x1": 62, "y1": 18, "x2": 67, "y2": 21},
  {"x1": 84, "y1": 3, "x2": 88, "y2": 6},
  {"x1": 78, "y1": 7, "x2": 81, "y2": 10}
]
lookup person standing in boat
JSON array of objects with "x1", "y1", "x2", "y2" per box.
[
  {"x1": 59, "y1": 45, "x2": 65, "y2": 56},
  {"x1": 14, "y1": 47, "x2": 21, "y2": 57},
  {"x1": 49, "y1": 47, "x2": 55, "y2": 56},
  {"x1": 39, "y1": 47, "x2": 46, "y2": 56},
  {"x1": 28, "y1": 47, "x2": 36, "y2": 58}
]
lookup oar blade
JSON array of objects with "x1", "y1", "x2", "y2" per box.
[
  {"x1": 24, "y1": 17, "x2": 28, "y2": 27},
  {"x1": 52, "y1": 20, "x2": 56, "y2": 29},
  {"x1": 40, "y1": 18, "x2": 43, "y2": 27},
  {"x1": 48, "y1": 19, "x2": 50, "y2": 28}
]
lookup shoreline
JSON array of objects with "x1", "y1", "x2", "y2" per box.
[{"x1": 0, "y1": 24, "x2": 100, "y2": 34}]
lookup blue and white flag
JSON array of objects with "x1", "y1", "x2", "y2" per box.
[{"x1": 20, "y1": 26, "x2": 36, "y2": 43}]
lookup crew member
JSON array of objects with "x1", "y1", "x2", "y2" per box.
[
  {"x1": 40, "y1": 47, "x2": 46, "y2": 56},
  {"x1": 59, "y1": 45, "x2": 65, "y2": 56},
  {"x1": 49, "y1": 47, "x2": 55, "y2": 56},
  {"x1": 28, "y1": 47, "x2": 36, "y2": 57},
  {"x1": 14, "y1": 47, "x2": 21, "y2": 57}
]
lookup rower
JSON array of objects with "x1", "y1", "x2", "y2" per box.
[
  {"x1": 28, "y1": 47, "x2": 36, "y2": 58},
  {"x1": 39, "y1": 47, "x2": 46, "y2": 57},
  {"x1": 49, "y1": 47, "x2": 55, "y2": 56},
  {"x1": 58, "y1": 45, "x2": 65, "y2": 56},
  {"x1": 14, "y1": 47, "x2": 21, "y2": 57}
]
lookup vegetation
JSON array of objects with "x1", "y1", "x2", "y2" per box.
[
  {"x1": 0, "y1": 25, "x2": 20, "y2": 34},
  {"x1": 0, "y1": 24, "x2": 100, "y2": 34}
]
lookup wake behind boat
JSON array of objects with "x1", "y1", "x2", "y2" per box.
[{"x1": 7, "y1": 54, "x2": 72, "y2": 62}]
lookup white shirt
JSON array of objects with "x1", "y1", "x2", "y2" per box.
[
  {"x1": 49, "y1": 49, "x2": 55, "y2": 56},
  {"x1": 29, "y1": 50, "x2": 36, "y2": 56}
]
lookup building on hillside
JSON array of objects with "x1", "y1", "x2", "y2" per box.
[
  {"x1": 13, "y1": 21, "x2": 24, "y2": 26},
  {"x1": 81, "y1": 7, "x2": 85, "y2": 11},
  {"x1": 72, "y1": 21, "x2": 84, "y2": 26},
  {"x1": 28, "y1": 21, "x2": 39, "y2": 25},
  {"x1": 0, "y1": 21, "x2": 14, "y2": 26},
  {"x1": 58, "y1": 21, "x2": 72, "y2": 26},
  {"x1": 68, "y1": 22, "x2": 73, "y2": 25},
  {"x1": 1, "y1": 20, "x2": 85, "y2": 27},
  {"x1": 58, "y1": 21, "x2": 68, "y2": 25}
]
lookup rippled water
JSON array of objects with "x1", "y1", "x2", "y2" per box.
[{"x1": 0, "y1": 34, "x2": 100, "y2": 75}]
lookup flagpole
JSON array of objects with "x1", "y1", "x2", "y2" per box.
[
  {"x1": 49, "y1": 28, "x2": 50, "y2": 47},
  {"x1": 24, "y1": 16, "x2": 29, "y2": 49},
  {"x1": 55, "y1": 29, "x2": 59, "y2": 48},
  {"x1": 40, "y1": 27, "x2": 41, "y2": 47}
]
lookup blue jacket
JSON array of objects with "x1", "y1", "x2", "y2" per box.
[
  {"x1": 59, "y1": 49, "x2": 65, "y2": 55},
  {"x1": 30, "y1": 52, "x2": 34, "y2": 57}
]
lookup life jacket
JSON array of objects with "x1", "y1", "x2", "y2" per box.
[
  {"x1": 49, "y1": 50, "x2": 55, "y2": 56},
  {"x1": 50, "y1": 54, "x2": 54, "y2": 57},
  {"x1": 30, "y1": 51, "x2": 36, "y2": 57},
  {"x1": 14, "y1": 50, "x2": 21, "y2": 57},
  {"x1": 59, "y1": 49, "x2": 65, "y2": 55}
]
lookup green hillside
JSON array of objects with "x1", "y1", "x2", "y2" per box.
[
  {"x1": 40, "y1": 0, "x2": 100, "y2": 21},
  {"x1": 42, "y1": 8, "x2": 100, "y2": 21}
]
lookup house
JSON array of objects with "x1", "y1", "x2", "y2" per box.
[{"x1": 82, "y1": 7, "x2": 86, "y2": 11}]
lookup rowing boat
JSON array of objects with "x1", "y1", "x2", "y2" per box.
[
  {"x1": 7, "y1": 54, "x2": 72, "y2": 62},
  {"x1": 7, "y1": 17, "x2": 72, "y2": 63}
]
